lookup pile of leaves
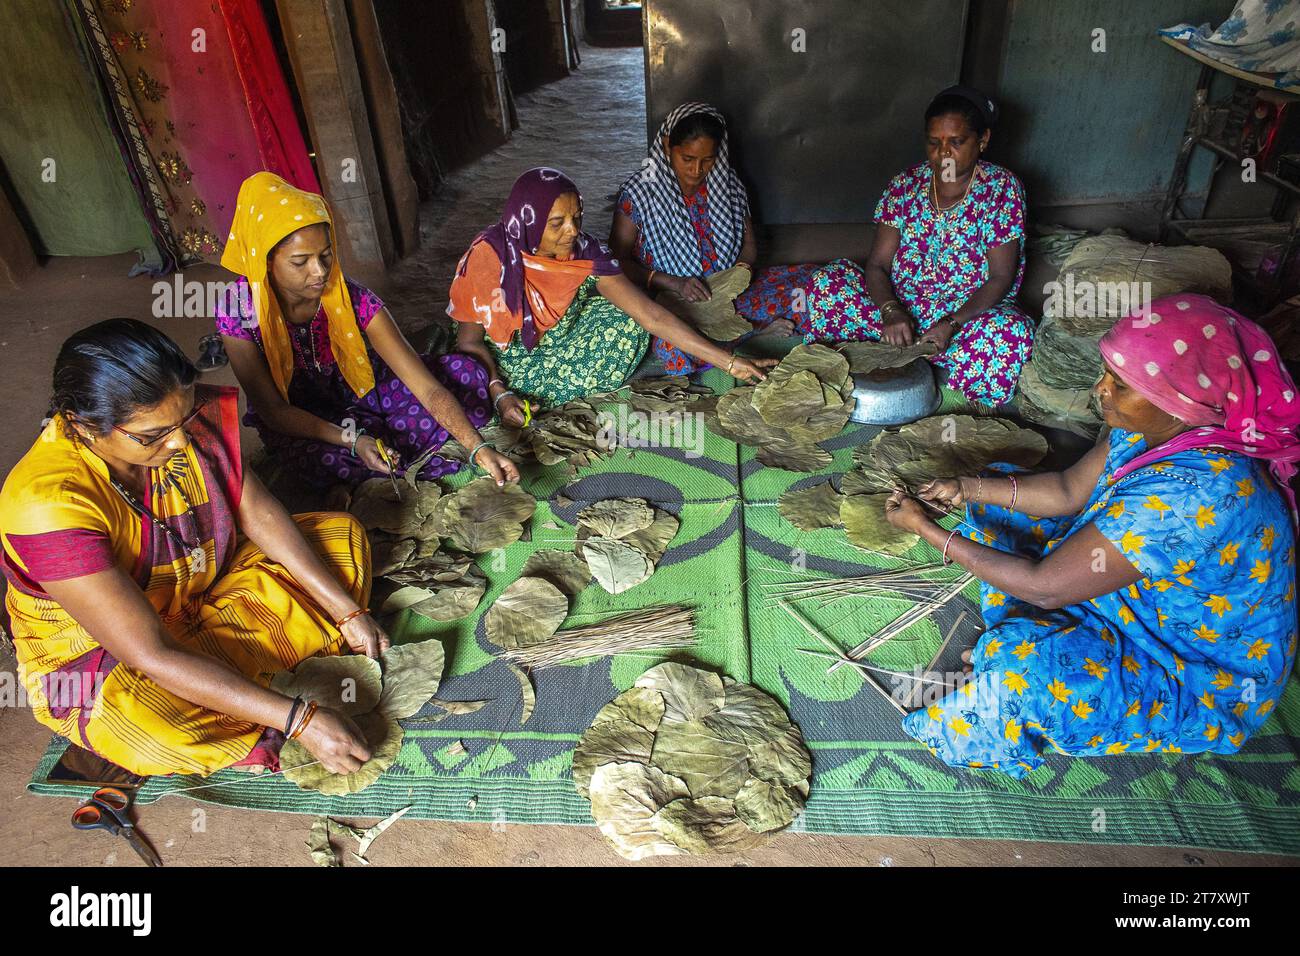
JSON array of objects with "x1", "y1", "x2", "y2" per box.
[
  {"x1": 347, "y1": 476, "x2": 536, "y2": 620},
  {"x1": 777, "y1": 414, "x2": 1048, "y2": 555},
  {"x1": 575, "y1": 662, "x2": 811, "y2": 860},
  {"x1": 704, "y1": 344, "x2": 854, "y2": 471},
  {"x1": 483, "y1": 552, "x2": 590, "y2": 652},
  {"x1": 837, "y1": 340, "x2": 937, "y2": 374},
  {"x1": 590, "y1": 375, "x2": 716, "y2": 415},
  {"x1": 654, "y1": 265, "x2": 752, "y2": 340},
  {"x1": 440, "y1": 399, "x2": 611, "y2": 478},
  {"x1": 273, "y1": 640, "x2": 444, "y2": 795},
  {"x1": 575, "y1": 498, "x2": 680, "y2": 594},
  {"x1": 1017, "y1": 360, "x2": 1103, "y2": 439}
]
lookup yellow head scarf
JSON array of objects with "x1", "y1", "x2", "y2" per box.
[{"x1": 220, "y1": 172, "x2": 375, "y2": 400}]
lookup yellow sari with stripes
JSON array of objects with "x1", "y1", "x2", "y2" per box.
[{"x1": 0, "y1": 385, "x2": 371, "y2": 776}]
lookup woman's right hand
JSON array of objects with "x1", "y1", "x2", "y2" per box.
[
  {"x1": 495, "y1": 392, "x2": 528, "y2": 428},
  {"x1": 674, "y1": 275, "x2": 712, "y2": 303},
  {"x1": 297, "y1": 707, "x2": 372, "y2": 775},
  {"x1": 916, "y1": 478, "x2": 965, "y2": 511},
  {"x1": 881, "y1": 309, "x2": 916, "y2": 346},
  {"x1": 353, "y1": 435, "x2": 396, "y2": 475}
]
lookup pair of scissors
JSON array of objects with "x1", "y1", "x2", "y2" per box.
[
  {"x1": 71, "y1": 787, "x2": 162, "y2": 867},
  {"x1": 374, "y1": 438, "x2": 403, "y2": 499},
  {"x1": 521, "y1": 399, "x2": 533, "y2": 429}
]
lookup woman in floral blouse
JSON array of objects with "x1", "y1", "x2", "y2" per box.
[{"x1": 802, "y1": 85, "x2": 1034, "y2": 407}]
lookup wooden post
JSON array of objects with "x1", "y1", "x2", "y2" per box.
[
  {"x1": 544, "y1": 0, "x2": 573, "y2": 75},
  {"x1": 463, "y1": 0, "x2": 511, "y2": 143},
  {"x1": 0, "y1": 187, "x2": 38, "y2": 290},
  {"x1": 346, "y1": 0, "x2": 420, "y2": 257},
  {"x1": 274, "y1": 0, "x2": 394, "y2": 270}
]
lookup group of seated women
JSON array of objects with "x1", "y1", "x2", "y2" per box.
[{"x1": 0, "y1": 84, "x2": 1295, "y2": 784}]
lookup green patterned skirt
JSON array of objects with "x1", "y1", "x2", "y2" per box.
[{"x1": 490, "y1": 277, "x2": 649, "y2": 406}]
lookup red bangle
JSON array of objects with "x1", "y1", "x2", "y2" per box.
[
  {"x1": 942, "y1": 528, "x2": 959, "y2": 564},
  {"x1": 334, "y1": 607, "x2": 369, "y2": 630}
]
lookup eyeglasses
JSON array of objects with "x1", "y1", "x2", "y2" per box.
[{"x1": 112, "y1": 398, "x2": 207, "y2": 447}]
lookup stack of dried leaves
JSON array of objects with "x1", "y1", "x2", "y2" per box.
[
  {"x1": 273, "y1": 640, "x2": 444, "y2": 795},
  {"x1": 575, "y1": 663, "x2": 811, "y2": 860},
  {"x1": 574, "y1": 497, "x2": 680, "y2": 594},
  {"x1": 704, "y1": 344, "x2": 854, "y2": 471},
  {"x1": 1016, "y1": 360, "x2": 1103, "y2": 439},
  {"x1": 440, "y1": 399, "x2": 611, "y2": 478},
  {"x1": 590, "y1": 375, "x2": 716, "y2": 415},
  {"x1": 778, "y1": 414, "x2": 1048, "y2": 555},
  {"x1": 837, "y1": 340, "x2": 938, "y2": 374},
  {"x1": 654, "y1": 265, "x2": 752, "y2": 341}
]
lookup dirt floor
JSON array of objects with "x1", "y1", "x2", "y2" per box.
[{"x1": 0, "y1": 45, "x2": 1294, "y2": 867}]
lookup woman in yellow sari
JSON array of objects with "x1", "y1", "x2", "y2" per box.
[{"x1": 0, "y1": 320, "x2": 386, "y2": 777}]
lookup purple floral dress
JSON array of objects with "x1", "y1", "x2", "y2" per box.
[
  {"x1": 619, "y1": 185, "x2": 818, "y2": 375},
  {"x1": 802, "y1": 161, "x2": 1034, "y2": 407},
  {"x1": 215, "y1": 276, "x2": 492, "y2": 488}
]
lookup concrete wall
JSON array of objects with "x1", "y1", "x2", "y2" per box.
[{"x1": 980, "y1": 0, "x2": 1227, "y2": 207}]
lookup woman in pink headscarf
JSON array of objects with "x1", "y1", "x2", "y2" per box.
[{"x1": 885, "y1": 294, "x2": 1298, "y2": 779}]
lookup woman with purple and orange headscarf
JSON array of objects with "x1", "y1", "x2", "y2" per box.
[
  {"x1": 884, "y1": 294, "x2": 1298, "y2": 779},
  {"x1": 449, "y1": 167, "x2": 774, "y2": 423}
]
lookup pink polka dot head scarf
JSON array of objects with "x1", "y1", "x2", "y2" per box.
[{"x1": 1100, "y1": 293, "x2": 1300, "y2": 520}]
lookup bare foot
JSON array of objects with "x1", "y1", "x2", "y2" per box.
[{"x1": 754, "y1": 318, "x2": 796, "y2": 338}]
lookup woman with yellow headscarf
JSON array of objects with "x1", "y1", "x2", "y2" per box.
[{"x1": 217, "y1": 172, "x2": 519, "y2": 487}]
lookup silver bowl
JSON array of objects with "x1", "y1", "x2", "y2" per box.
[{"x1": 848, "y1": 358, "x2": 940, "y2": 426}]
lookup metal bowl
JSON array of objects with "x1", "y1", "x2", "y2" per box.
[{"x1": 848, "y1": 358, "x2": 940, "y2": 426}]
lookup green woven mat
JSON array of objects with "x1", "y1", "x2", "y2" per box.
[{"x1": 28, "y1": 368, "x2": 1300, "y2": 854}]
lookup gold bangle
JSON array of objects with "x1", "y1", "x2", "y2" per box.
[
  {"x1": 647, "y1": 269, "x2": 657, "y2": 290},
  {"x1": 334, "y1": 607, "x2": 369, "y2": 630},
  {"x1": 727, "y1": 355, "x2": 737, "y2": 375}
]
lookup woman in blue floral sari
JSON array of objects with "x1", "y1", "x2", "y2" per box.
[{"x1": 886, "y1": 295, "x2": 1298, "y2": 778}]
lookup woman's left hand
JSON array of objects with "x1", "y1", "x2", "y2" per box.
[
  {"x1": 884, "y1": 489, "x2": 931, "y2": 533},
  {"x1": 920, "y1": 318, "x2": 955, "y2": 351},
  {"x1": 339, "y1": 612, "x2": 391, "y2": 659},
  {"x1": 729, "y1": 356, "x2": 778, "y2": 383}
]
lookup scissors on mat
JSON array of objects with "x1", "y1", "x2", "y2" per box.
[
  {"x1": 71, "y1": 786, "x2": 162, "y2": 867},
  {"x1": 375, "y1": 438, "x2": 403, "y2": 499}
]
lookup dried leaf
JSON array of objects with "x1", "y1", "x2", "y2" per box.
[
  {"x1": 840, "y1": 493, "x2": 918, "y2": 556},
  {"x1": 703, "y1": 681, "x2": 793, "y2": 747},
  {"x1": 282, "y1": 711, "x2": 403, "y2": 796},
  {"x1": 634, "y1": 662, "x2": 725, "y2": 722},
  {"x1": 778, "y1": 482, "x2": 845, "y2": 531},
  {"x1": 852, "y1": 414, "x2": 1047, "y2": 493},
  {"x1": 520, "y1": 549, "x2": 591, "y2": 596},
  {"x1": 756, "y1": 438, "x2": 833, "y2": 473},
  {"x1": 369, "y1": 535, "x2": 416, "y2": 577},
  {"x1": 442, "y1": 477, "x2": 536, "y2": 553},
  {"x1": 307, "y1": 817, "x2": 341, "y2": 867},
  {"x1": 748, "y1": 725, "x2": 814, "y2": 787},
  {"x1": 426, "y1": 697, "x2": 492, "y2": 716},
  {"x1": 584, "y1": 536, "x2": 655, "y2": 594},
  {"x1": 652, "y1": 796, "x2": 767, "y2": 855},
  {"x1": 576, "y1": 498, "x2": 655, "y2": 538},
  {"x1": 356, "y1": 806, "x2": 411, "y2": 858},
  {"x1": 619, "y1": 509, "x2": 679, "y2": 563},
  {"x1": 270, "y1": 655, "x2": 382, "y2": 718},
  {"x1": 485, "y1": 577, "x2": 569, "y2": 650},
  {"x1": 588, "y1": 762, "x2": 691, "y2": 861},
  {"x1": 655, "y1": 265, "x2": 752, "y2": 340},
  {"x1": 651, "y1": 720, "x2": 751, "y2": 797},
  {"x1": 378, "y1": 639, "x2": 445, "y2": 720},
  {"x1": 734, "y1": 776, "x2": 805, "y2": 832},
  {"x1": 752, "y1": 368, "x2": 827, "y2": 427},
  {"x1": 507, "y1": 661, "x2": 536, "y2": 725},
  {"x1": 837, "y1": 340, "x2": 937, "y2": 374}
]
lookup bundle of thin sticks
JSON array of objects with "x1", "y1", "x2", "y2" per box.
[
  {"x1": 830, "y1": 572, "x2": 974, "y2": 673},
  {"x1": 499, "y1": 605, "x2": 696, "y2": 669},
  {"x1": 761, "y1": 563, "x2": 964, "y2": 608}
]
